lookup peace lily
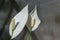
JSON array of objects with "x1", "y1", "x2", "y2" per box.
[
  {"x1": 26, "y1": 5, "x2": 41, "y2": 40},
  {"x1": 26, "y1": 5, "x2": 41, "y2": 31},
  {"x1": 9, "y1": 4, "x2": 41, "y2": 40},
  {"x1": 9, "y1": 5, "x2": 28, "y2": 39}
]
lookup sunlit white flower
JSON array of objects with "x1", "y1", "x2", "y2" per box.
[
  {"x1": 9, "y1": 5, "x2": 28, "y2": 39},
  {"x1": 26, "y1": 5, "x2": 41, "y2": 31},
  {"x1": 9, "y1": 5, "x2": 41, "y2": 40}
]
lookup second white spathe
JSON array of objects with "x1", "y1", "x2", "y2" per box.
[{"x1": 26, "y1": 5, "x2": 41, "y2": 31}]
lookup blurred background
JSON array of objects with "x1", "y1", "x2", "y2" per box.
[{"x1": 0, "y1": 0, "x2": 60, "y2": 40}]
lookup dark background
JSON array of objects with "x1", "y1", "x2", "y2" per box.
[{"x1": 0, "y1": 0, "x2": 60, "y2": 40}]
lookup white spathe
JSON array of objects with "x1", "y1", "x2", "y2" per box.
[
  {"x1": 26, "y1": 5, "x2": 41, "y2": 31},
  {"x1": 9, "y1": 5, "x2": 28, "y2": 39}
]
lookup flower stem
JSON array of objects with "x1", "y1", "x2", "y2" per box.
[
  {"x1": 10, "y1": 30, "x2": 14, "y2": 40},
  {"x1": 28, "y1": 31, "x2": 31, "y2": 40},
  {"x1": 28, "y1": 27, "x2": 32, "y2": 40}
]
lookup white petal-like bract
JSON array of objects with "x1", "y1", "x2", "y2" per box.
[
  {"x1": 9, "y1": 5, "x2": 28, "y2": 39},
  {"x1": 26, "y1": 5, "x2": 41, "y2": 31}
]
